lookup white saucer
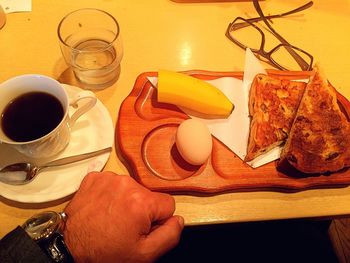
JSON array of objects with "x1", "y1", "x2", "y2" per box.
[{"x1": 0, "y1": 84, "x2": 114, "y2": 203}]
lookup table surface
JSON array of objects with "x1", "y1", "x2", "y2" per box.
[{"x1": 1, "y1": 0, "x2": 350, "y2": 238}]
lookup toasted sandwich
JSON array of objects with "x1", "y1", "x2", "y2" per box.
[
  {"x1": 278, "y1": 67, "x2": 350, "y2": 174},
  {"x1": 245, "y1": 74, "x2": 307, "y2": 162}
]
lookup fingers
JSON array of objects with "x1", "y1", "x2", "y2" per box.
[
  {"x1": 147, "y1": 192, "x2": 176, "y2": 222},
  {"x1": 141, "y1": 215, "x2": 184, "y2": 260}
]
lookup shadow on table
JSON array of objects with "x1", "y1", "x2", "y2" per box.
[
  {"x1": 158, "y1": 219, "x2": 339, "y2": 263},
  {"x1": 0, "y1": 194, "x2": 73, "y2": 209},
  {"x1": 57, "y1": 67, "x2": 121, "y2": 90}
]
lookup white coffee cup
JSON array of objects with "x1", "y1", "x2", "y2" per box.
[{"x1": 0, "y1": 74, "x2": 97, "y2": 159}]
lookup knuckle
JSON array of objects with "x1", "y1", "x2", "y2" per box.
[
  {"x1": 78, "y1": 172, "x2": 96, "y2": 189},
  {"x1": 114, "y1": 174, "x2": 134, "y2": 186},
  {"x1": 153, "y1": 193, "x2": 176, "y2": 213},
  {"x1": 113, "y1": 175, "x2": 131, "y2": 191},
  {"x1": 129, "y1": 191, "x2": 147, "y2": 207},
  {"x1": 117, "y1": 174, "x2": 132, "y2": 183},
  {"x1": 84, "y1": 171, "x2": 102, "y2": 182},
  {"x1": 160, "y1": 193, "x2": 176, "y2": 208},
  {"x1": 127, "y1": 192, "x2": 151, "y2": 217}
]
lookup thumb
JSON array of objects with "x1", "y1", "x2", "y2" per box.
[{"x1": 142, "y1": 216, "x2": 184, "y2": 259}]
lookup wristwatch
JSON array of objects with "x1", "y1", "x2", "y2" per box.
[{"x1": 22, "y1": 211, "x2": 74, "y2": 263}]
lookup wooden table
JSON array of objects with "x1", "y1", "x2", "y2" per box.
[{"x1": 1, "y1": 0, "x2": 350, "y2": 238}]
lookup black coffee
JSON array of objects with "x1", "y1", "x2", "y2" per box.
[{"x1": 1, "y1": 92, "x2": 64, "y2": 142}]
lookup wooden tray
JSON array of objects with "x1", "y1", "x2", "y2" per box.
[{"x1": 116, "y1": 70, "x2": 350, "y2": 194}]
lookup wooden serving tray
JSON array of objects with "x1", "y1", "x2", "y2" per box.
[{"x1": 116, "y1": 70, "x2": 350, "y2": 194}]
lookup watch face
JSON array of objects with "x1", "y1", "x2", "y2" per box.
[{"x1": 22, "y1": 211, "x2": 61, "y2": 241}]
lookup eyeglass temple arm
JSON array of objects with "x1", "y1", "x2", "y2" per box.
[
  {"x1": 232, "y1": 1, "x2": 313, "y2": 30},
  {"x1": 253, "y1": 0, "x2": 311, "y2": 70},
  {"x1": 271, "y1": 1, "x2": 313, "y2": 18}
]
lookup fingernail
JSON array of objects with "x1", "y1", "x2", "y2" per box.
[{"x1": 175, "y1": 215, "x2": 185, "y2": 229}]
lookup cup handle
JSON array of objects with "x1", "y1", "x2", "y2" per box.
[{"x1": 69, "y1": 90, "x2": 97, "y2": 128}]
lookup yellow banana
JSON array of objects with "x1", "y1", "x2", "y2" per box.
[{"x1": 157, "y1": 70, "x2": 234, "y2": 118}]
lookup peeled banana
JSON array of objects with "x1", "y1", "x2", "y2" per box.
[{"x1": 157, "y1": 70, "x2": 234, "y2": 118}]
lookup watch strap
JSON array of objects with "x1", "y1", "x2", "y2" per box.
[{"x1": 37, "y1": 233, "x2": 74, "y2": 263}]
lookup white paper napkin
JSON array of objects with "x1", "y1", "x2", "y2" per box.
[{"x1": 148, "y1": 49, "x2": 285, "y2": 168}]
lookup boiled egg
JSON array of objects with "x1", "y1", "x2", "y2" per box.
[{"x1": 175, "y1": 119, "x2": 212, "y2": 166}]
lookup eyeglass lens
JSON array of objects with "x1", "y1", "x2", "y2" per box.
[
  {"x1": 229, "y1": 19, "x2": 263, "y2": 51},
  {"x1": 270, "y1": 45, "x2": 312, "y2": 71}
]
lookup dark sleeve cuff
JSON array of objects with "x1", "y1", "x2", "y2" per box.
[{"x1": 0, "y1": 226, "x2": 52, "y2": 263}]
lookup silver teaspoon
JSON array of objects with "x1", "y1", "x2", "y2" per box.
[{"x1": 0, "y1": 147, "x2": 112, "y2": 185}]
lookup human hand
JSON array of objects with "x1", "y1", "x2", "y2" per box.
[{"x1": 63, "y1": 171, "x2": 184, "y2": 263}]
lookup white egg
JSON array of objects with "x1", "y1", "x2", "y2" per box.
[{"x1": 175, "y1": 119, "x2": 213, "y2": 166}]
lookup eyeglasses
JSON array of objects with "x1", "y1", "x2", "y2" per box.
[{"x1": 226, "y1": 1, "x2": 314, "y2": 71}]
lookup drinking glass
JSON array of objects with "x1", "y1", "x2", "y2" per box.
[{"x1": 58, "y1": 8, "x2": 123, "y2": 89}]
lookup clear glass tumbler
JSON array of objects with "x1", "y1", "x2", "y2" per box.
[{"x1": 57, "y1": 8, "x2": 123, "y2": 89}]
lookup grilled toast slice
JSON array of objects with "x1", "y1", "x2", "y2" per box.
[
  {"x1": 245, "y1": 74, "x2": 307, "y2": 162},
  {"x1": 278, "y1": 67, "x2": 350, "y2": 174}
]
